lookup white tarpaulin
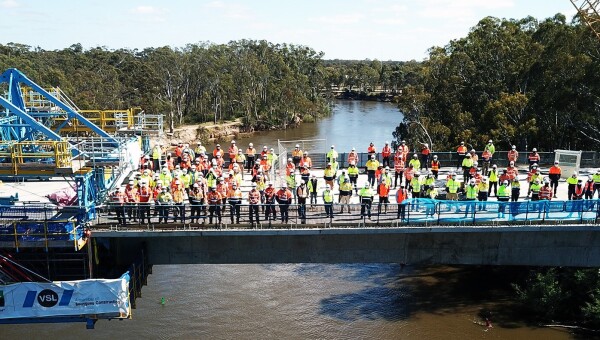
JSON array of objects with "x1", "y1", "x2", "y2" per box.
[{"x1": 0, "y1": 274, "x2": 130, "y2": 319}]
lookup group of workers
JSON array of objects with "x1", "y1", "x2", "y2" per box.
[{"x1": 107, "y1": 139, "x2": 600, "y2": 226}]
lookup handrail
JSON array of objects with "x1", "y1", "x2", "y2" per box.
[{"x1": 95, "y1": 199, "x2": 600, "y2": 229}]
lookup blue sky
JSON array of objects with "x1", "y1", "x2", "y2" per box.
[{"x1": 0, "y1": 0, "x2": 576, "y2": 60}]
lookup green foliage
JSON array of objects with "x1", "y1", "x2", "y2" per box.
[
  {"x1": 513, "y1": 268, "x2": 600, "y2": 326},
  {"x1": 394, "y1": 15, "x2": 600, "y2": 151},
  {"x1": 0, "y1": 40, "x2": 331, "y2": 133}
]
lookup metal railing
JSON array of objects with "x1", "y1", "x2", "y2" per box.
[
  {"x1": 96, "y1": 199, "x2": 600, "y2": 230},
  {"x1": 1, "y1": 219, "x2": 82, "y2": 251}
]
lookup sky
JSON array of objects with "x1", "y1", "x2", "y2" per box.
[{"x1": 0, "y1": 0, "x2": 577, "y2": 61}]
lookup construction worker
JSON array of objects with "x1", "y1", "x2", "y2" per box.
[
  {"x1": 430, "y1": 155, "x2": 440, "y2": 179},
  {"x1": 461, "y1": 153, "x2": 474, "y2": 183},
  {"x1": 137, "y1": 181, "x2": 153, "y2": 224},
  {"x1": 527, "y1": 164, "x2": 542, "y2": 197},
  {"x1": 124, "y1": 180, "x2": 138, "y2": 222},
  {"x1": 339, "y1": 176, "x2": 353, "y2": 214},
  {"x1": 484, "y1": 139, "x2": 495, "y2": 155},
  {"x1": 511, "y1": 177, "x2": 521, "y2": 202},
  {"x1": 423, "y1": 172, "x2": 435, "y2": 198},
  {"x1": 276, "y1": 184, "x2": 293, "y2": 223},
  {"x1": 396, "y1": 184, "x2": 408, "y2": 220},
  {"x1": 528, "y1": 148, "x2": 540, "y2": 170},
  {"x1": 292, "y1": 144, "x2": 303, "y2": 167},
  {"x1": 456, "y1": 141, "x2": 467, "y2": 169},
  {"x1": 574, "y1": 180, "x2": 585, "y2": 200},
  {"x1": 585, "y1": 176, "x2": 595, "y2": 200},
  {"x1": 567, "y1": 172, "x2": 579, "y2": 200},
  {"x1": 381, "y1": 141, "x2": 392, "y2": 168},
  {"x1": 425, "y1": 184, "x2": 438, "y2": 217},
  {"x1": 286, "y1": 172, "x2": 297, "y2": 202},
  {"x1": 446, "y1": 172, "x2": 460, "y2": 201},
  {"x1": 497, "y1": 181, "x2": 510, "y2": 217},
  {"x1": 548, "y1": 161, "x2": 562, "y2": 198},
  {"x1": 594, "y1": 169, "x2": 600, "y2": 198},
  {"x1": 285, "y1": 158, "x2": 295, "y2": 176},
  {"x1": 299, "y1": 152, "x2": 312, "y2": 184},
  {"x1": 212, "y1": 144, "x2": 223, "y2": 158},
  {"x1": 156, "y1": 187, "x2": 173, "y2": 223},
  {"x1": 195, "y1": 142, "x2": 206, "y2": 156},
  {"x1": 348, "y1": 162, "x2": 359, "y2": 193},
  {"x1": 248, "y1": 183, "x2": 261, "y2": 226},
  {"x1": 246, "y1": 143, "x2": 256, "y2": 174},
  {"x1": 264, "y1": 182, "x2": 277, "y2": 221},
  {"x1": 477, "y1": 176, "x2": 489, "y2": 203},
  {"x1": 469, "y1": 149, "x2": 478, "y2": 164},
  {"x1": 393, "y1": 147, "x2": 405, "y2": 188},
  {"x1": 326, "y1": 145, "x2": 338, "y2": 171},
  {"x1": 151, "y1": 143, "x2": 163, "y2": 171},
  {"x1": 540, "y1": 180, "x2": 552, "y2": 201},
  {"x1": 111, "y1": 187, "x2": 127, "y2": 225},
  {"x1": 367, "y1": 142, "x2": 377, "y2": 158},
  {"x1": 308, "y1": 174, "x2": 319, "y2": 205},
  {"x1": 506, "y1": 161, "x2": 518, "y2": 182},
  {"x1": 404, "y1": 165, "x2": 415, "y2": 191},
  {"x1": 267, "y1": 147, "x2": 277, "y2": 167},
  {"x1": 488, "y1": 164, "x2": 499, "y2": 197},
  {"x1": 324, "y1": 163, "x2": 336, "y2": 189},
  {"x1": 464, "y1": 180, "x2": 479, "y2": 218},
  {"x1": 172, "y1": 180, "x2": 186, "y2": 223},
  {"x1": 206, "y1": 185, "x2": 222, "y2": 225},
  {"x1": 359, "y1": 183, "x2": 374, "y2": 219},
  {"x1": 507, "y1": 145, "x2": 519, "y2": 167},
  {"x1": 420, "y1": 143, "x2": 430, "y2": 171},
  {"x1": 366, "y1": 154, "x2": 380, "y2": 187},
  {"x1": 481, "y1": 148, "x2": 492, "y2": 176},
  {"x1": 296, "y1": 180, "x2": 309, "y2": 223},
  {"x1": 398, "y1": 140, "x2": 409, "y2": 161},
  {"x1": 347, "y1": 147, "x2": 359, "y2": 167},
  {"x1": 189, "y1": 183, "x2": 205, "y2": 224},
  {"x1": 378, "y1": 168, "x2": 391, "y2": 214},
  {"x1": 227, "y1": 183, "x2": 243, "y2": 224},
  {"x1": 323, "y1": 184, "x2": 334, "y2": 219},
  {"x1": 235, "y1": 150, "x2": 246, "y2": 177},
  {"x1": 410, "y1": 172, "x2": 422, "y2": 198},
  {"x1": 408, "y1": 154, "x2": 421, "y2": 171}
]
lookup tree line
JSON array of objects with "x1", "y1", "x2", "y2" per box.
[
  {"x1": 0, "y1": 40, "x2": 335, "y2": 132},
  {"x1": 393, "y1": 14, "x2": 600, "y2": 152},
  {"x1": 0, "y1": 40, "x2": 422, "y2": 134}
]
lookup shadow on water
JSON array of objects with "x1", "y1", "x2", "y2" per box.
[{"x1": 309, "y1": 264, "x2": 534, "y2": 325}]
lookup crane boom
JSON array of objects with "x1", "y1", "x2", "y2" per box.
[{"x1": 571, "y1": 0, "x2": 600, "y2": 40}]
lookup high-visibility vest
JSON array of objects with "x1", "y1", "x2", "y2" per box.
[
  {"x1": 195, "y1": 146, "x2": 206, "y2": 155},
  {"x1": 447, "y1": 179, "x2": 460, "y2": 193},
  {"x1": 593, "y1": 174, "x2": 600, "y2": 183},
  {"x1": 466, "y1": 185, "x2": 478, "y2": 199},
  {"x1": 409, "y1": 159, "x2": 420, "y2": 169},
  {"x1": 498, "y1": 185, "x2": 509, "y2": 198},
  {"x1": 323, "y1": 190, "x2": 334, "y2": 203},
  {"x1": 410, "y1": 177, "x2": 421, "y2": 192},
  {"x1": 152, "y1": 146, "x2": 162, "y2": 159},
  {"x1": 456, "y1": 146, "x2": 467, "y2": 155},
  {"x1": 396, "y1": 189, "x2": 407, "y2": 203},
  {"x1": 462, "y1": 158, "x2": 473, "y2": 168},
  {"x1": 431, "y1": 160, "x2": 440, "y2": 171},
  {"x1": 359, "y1": 188, "x2": 373, "y2": 198},
  {"x1": 381, "y1": 146, "x2": 391, "y2": 157},
  {"x1": 366, "y1": 160, "x2": 379, "y2": 171},
  {"x1": 348, "y1": 166, "x2": 359, "y2": 177},
  {"x1": 489, "y1": 169, "x2": 498, "y2": 182},
  {"x1": 248, "y1": 190, "x2": 260, "y2": 204},
  {"x1": 246, "y1": 147, "x2": 256, "y2": 156},
  {"x1": 308, "y1": 179, "x2": 318, "y2": 193},
  {"x1": 478, "y1": 181, "x2": 489, "y2": 193},
  {"x1": 292, "y1": 149, "x2": 303, "y2": 158},
  {"x1": 540, "y1": 186, "x2": 552, "y2": 199},
  {"x1": 567, "y1": 177, "x2": 578, "y2": 185},
  {"x1": 340, "y1": 182, "x2": 353, "y2": 192},
  {"x1": 379, "y1": 184, "x2": 390, "y2": 197}
]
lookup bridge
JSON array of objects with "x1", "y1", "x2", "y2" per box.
[{"x1": 88, "y1": 198, "x2": 600, "y2": 268}]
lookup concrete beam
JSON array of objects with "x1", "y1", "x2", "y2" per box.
[{"x1": 94, "y1": 225, "x2": 600, "y2": 267}]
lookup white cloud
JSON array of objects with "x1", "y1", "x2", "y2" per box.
[
  {"x1": 309, "y1": 13, "x2": 364, "y2": 25},
  {"x1": 1, "y1": 0, "x2": 19, "y2": 9},
  {"x1": 204, "y1": 1, "x2": 253, "y2": 20},
  {"x1": 130, "y1": 5, "x2": 167, "y2": 22}
]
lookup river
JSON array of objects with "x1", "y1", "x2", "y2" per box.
[
  {"x1": 237, "y1": 100, "x2": 402, "y2": 153},
  {"x1": 3, "y1": 101, "x2": 574, "y2": 339}
]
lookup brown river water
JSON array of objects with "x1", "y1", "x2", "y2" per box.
[{"x1": 2, "y1": 101, "x2": 575, "y2": 339}]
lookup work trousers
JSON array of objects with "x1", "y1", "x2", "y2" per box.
[
  {"x1": 249, "y1": 205, "x2": 260, "y2": 224},
  {"x1": 208, "y1": 205, "x2": 221, "y2": 224}
]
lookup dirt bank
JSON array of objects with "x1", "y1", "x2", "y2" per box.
[{"x1": 152, "y1": 119, "x2": 248, "y2": 146}]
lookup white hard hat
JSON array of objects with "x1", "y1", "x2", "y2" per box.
[
  {"x1": 288, "y1": 158, "x2": 292, "y2": 162},
  {"x1": 249, "y1": 143, "x2": 253, "y2": 147},
  {"x1": 371, "y1": 155, "x2": 375, "y2": 159},
  {"x1": 512, "y1": 145, "x2": 516, "y2": 149},
  {"x1": 385, "y1": 141, "x2": 389, "y2": 144},
  {"x1": 433, "y1": 155, "x2": 437, "y2": 159},
  {"x1": 331, "y1": 145, "x2": 335, "y2": 148},
  {"x1": 488, "y1": 139, "x2": 493, "y2": 143},
  {"x1": 350, "y1": 161, "x2": 355, "y2": 165},
  {"x1": 295, "y1": 144, "x2": 300, "y2": 148},
  {"x1": 351, "y1": 147, "x2": 355, "y2": 151},
  {"x1": 231, "y1": 140, "x2": 236, "y2": 144},
  {"x1": 532, "y1": 148, "x2": 537, "y2": 152}
]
